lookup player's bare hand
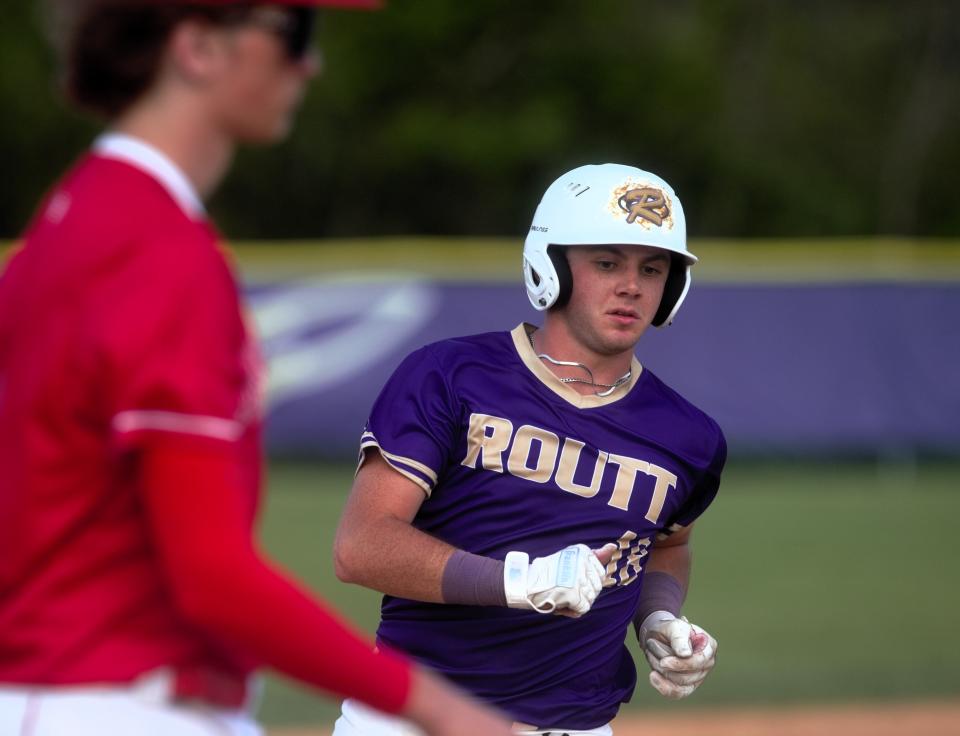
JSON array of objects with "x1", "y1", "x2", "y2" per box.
[
  {"x1": 504, "y1": 543, "x2": 612, "y2": 617},
  {"x1": 639, "y1": 612, "x2": 717, "y2": 699}
]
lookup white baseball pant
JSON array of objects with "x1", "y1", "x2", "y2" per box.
[
  {"x1": 332, "y1": 698, "x2": 613, "y2": 736},
  {"x1": 0, "y1": 670, "x2": 262, "y2": 736}
]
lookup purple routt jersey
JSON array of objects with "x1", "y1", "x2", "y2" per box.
[{"x1": 359, "y1": 323, "x2": 726, "y2": 729}]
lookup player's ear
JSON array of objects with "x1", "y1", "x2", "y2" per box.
[{"x1": 165, "y1": 17, "x2": 230, "y2": 84}]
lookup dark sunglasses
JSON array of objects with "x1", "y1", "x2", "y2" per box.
[{"x1": 233, "y1": 6, "x2": 319, "y2": 61}]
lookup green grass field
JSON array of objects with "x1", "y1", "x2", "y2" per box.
[{"x1": 256, "y1": 458, "x2": 960, "y2": 726}]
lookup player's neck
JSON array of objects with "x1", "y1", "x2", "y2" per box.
[
  {"x1": 531, "y1": 322, "x2": 634, "y2": 396},
  {"x1": 112, "y1": 94, "x2": 235, "y2": 202}
]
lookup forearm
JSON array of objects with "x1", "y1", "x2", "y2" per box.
[
  {"x1": 334, "y1": 511, "x2": 456, "y2": 602},
  {"x1": 192, "y1": 547, "x2": 411, "y2": 710},
  {"x1": 142, "y1": 441, "x2": 411, "y2": 714},
  {"x1": 335, "y1": 452, "x2": 609, "y2": 613},
  {"x1": 644, "y1": 539, "x2": 691, "y2": 591},
  {"x1": 634, "y1": 538, "x2": 692, "y2": 631}
]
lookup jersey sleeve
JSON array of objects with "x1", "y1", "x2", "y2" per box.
[
  {"x1": 662, "y1": 428, "x2": 727, "y2": 536},
  {"x1": 359, "y1": 345, "x2": 459, "y2": 496},
  {"x1": 142, "y1": 442, "x2": 412, "y2": 713},
  {"x1": 92, "y1": 232, "x2": 257, "y2": 449}
]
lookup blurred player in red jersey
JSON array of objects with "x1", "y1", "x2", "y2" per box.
[{"x1": 0, "y1": 2, "x2": 514, "y2": 735}]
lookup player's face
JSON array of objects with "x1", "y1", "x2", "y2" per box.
[
  {"x1": 210, "y1": 7, "x2": 321, "y2": 142},
  {"x1": 559, "y1": 245, "x2": 670, "y2": 357}
]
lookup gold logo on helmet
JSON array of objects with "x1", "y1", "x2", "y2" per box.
[{"x1": 618, "y1": 187, "x2": 670, "y2": 227}]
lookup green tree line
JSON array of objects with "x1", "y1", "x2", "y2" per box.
[{"x1": 2, "y1": 0, "x2": 958, "y2": 240}]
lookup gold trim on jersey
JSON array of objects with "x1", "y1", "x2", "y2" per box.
[
  {"x1": 358, "y1": 434, "x2": 436, "y2": 497},
  {"x1": 510, "y1": 323, "x2": 643, "y2": 409}
]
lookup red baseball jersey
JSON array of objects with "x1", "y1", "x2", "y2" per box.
[{"x1": 0, "y1": 135, "x2": 265, "y2": 685}]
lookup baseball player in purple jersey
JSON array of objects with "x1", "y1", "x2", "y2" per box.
[{"x1": 332, "y1": 164, "x2": 725, "y2": 735}]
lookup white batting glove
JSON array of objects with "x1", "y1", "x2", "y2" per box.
[
  {"x1": 639, "y1": 611, "x2": 717, "y2": 699},
  {"x1": 503, "y1": 544, "x2": 607, "y2": 617}
]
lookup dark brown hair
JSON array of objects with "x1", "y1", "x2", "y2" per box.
[{"x1": 45, "y1": 1, "x2": 250, "y2": 119}]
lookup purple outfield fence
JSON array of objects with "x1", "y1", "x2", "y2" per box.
[{"x1": 247, "y1": 279, "x2": 960, "y2": 458}]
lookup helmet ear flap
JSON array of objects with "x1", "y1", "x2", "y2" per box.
[
  {"x1": 652, "y1": 255, "x2": 690, "y2": 327},
  {"x1": 548, "y1": 245, "x2": 573, "y2": 309}
]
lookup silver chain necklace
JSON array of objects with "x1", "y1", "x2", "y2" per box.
[{"x1": 528, "y1": 331, "x2": 632, "y2": 397}]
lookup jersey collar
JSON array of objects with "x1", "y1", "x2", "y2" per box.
[
  {"x1": 93, "y1": 132, "x2": 206, "y2": 220},
  {"x1": 511, "y1": 323, "x2": 643, "y2": 409}
]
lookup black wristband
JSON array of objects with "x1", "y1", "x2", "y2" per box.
[
  {"x1": 632, "y1": 571, "x2": 685, "y2": 636},
  {"x1": 440, "y1": 549, "x2": 508, "y2": 606}
]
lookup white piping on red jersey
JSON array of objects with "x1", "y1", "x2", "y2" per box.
[
  {"x1": 93, "y1": 132, "x2": 206, "y2": 220},
  {"x1": 113, "y1": 410, "x2": 243, "y2": 442}
]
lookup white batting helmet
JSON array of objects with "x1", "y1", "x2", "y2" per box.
[{"x1": 522, "y1": 163, "x2": 696, "y2": 327}]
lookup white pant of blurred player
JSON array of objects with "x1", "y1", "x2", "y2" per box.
[
  {"x1": 333, "y1": 698, "x2": 613, "y2": 736},
  {"x1": 0, "y1": 670, "x2": 262, "y2": 736}
]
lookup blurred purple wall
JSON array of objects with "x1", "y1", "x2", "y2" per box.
[{"x1": 248, "y1": 279, "x2": 960, "y2": 457}]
